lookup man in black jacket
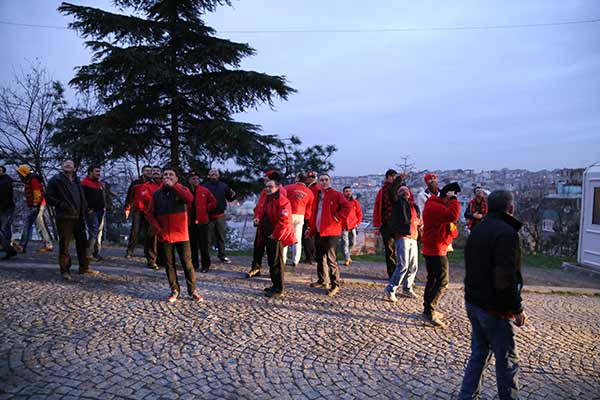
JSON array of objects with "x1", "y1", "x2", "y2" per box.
[
  {"x1": 459, "y1": 190, "x2": 527, "y2": 400},
  {"x1": 202, "y1": 168, "x2": 236, "y2": 263},
  {"x1": 46, "y1": 160, "x2": 100, "y2": 281},
  {"x1": 81, "y1": 165, "x2": 106, "y2": 260},
  {"x1": 0, "y1": 166, "x2": 17, "y2": 259}
]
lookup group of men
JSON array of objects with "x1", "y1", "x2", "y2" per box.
[{"x1": 0, "y1": 160, "x2": 526, "y2": 399}]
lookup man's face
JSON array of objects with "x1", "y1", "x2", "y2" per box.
[
  {"x1": 208, "y1": 169, "x2": 219, "y2": 182},
  {"x1": 427, "y1": 177, "x2": 438, "y2": 192},
  {"x1": 265, "y1": 180, "x2": 278, "y2": 195},
  {"x1": 398, "y1": 187, "x2": 410, "y2": 200},
  {"x1": 63, "y1": 160, "x2": 75, "y2": 173},
  {"x1": 305, "y1": 176, "x2": 315, "y2": 185},
  {"x1": 142, "y1": 167, "x2": 152, "y2": 178},
  {"x1": 90, "y1": 168, "x2": 101, "y2": 180},
  {"x1": 0, "y1": 168, "x2": 5, "y2": 176},
  {"x1": 475, "y1": 188, "x2": 484, "y2": 199},
  {"x1": 319, "y1": 175, "x2": 331, "y2": 190},
  {"x1": 151, "y1": 167, "x2": 162, "y2": 179},
  {"x1": 189, "y1": 176, "x2": 200, "y2": 187},
  {"x1": 385, "y1": 174, "x2": 397, "y2": 183},
  {"x1": 163, "y1": 170, "x2": 178, "y2": 184},
  {"x1": 343, "y1": 188, "x2": 353, "y2": 198}
]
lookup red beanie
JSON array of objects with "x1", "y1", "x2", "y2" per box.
[{"x1": 424, "y1": 173, "x2": 437, "y2": 184}]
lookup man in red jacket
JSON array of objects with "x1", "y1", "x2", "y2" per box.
[
  {"x1": 372, "y1": 169, "x2": 398, "y2": 278},
  {"x1": 257, "y1": 180, "x2": 296, "y2": 298},
  {"x1": 188, "y1": 172, "x2": 217, "y2": 273},
  {"x1": 307, "y1": 174, "x2": 351, "y2": 297},
  {"x1": 124, "y1": 165, "x2": 152, "y2": 258},
  {"x1": 284, "y1": 173, "x2": 314, "y2": 267},
  {"x1": 421, "y1": 182, "x2": 461, "y2": 327},
  {"x1": 145, "y1": 167, "x2": 202, "y2": 303},
  {"x1": 140, "y1": 166, "x2": 163, "y2": 269},
  {"x1": 302, "y1": 171, "x2": 320, "y2": 264},
  {"x1": 341, "y1": 186, "x2": 362, "y2": 266}
]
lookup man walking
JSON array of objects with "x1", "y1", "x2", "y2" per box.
[
  {"x1": 340, "y1": 186, "x2": 362, "y2": 266},
  {"x1": 383, "y1": 177, "x2": 421, "y2": 302},
  {"x1": 459, "y1": 190, "x2": 527, "y2": 400},
  {"x1": 421, "y1": 182, "x2": 461, "y2": 327},
  {"x1": 284, "y1": 173, "x2": 314, "y2": 268},
  {"x1": 81, "y1": 165, "x2": 106, "y2": 261},
  {"x1": 16, "y1": 165, "x2": 53, "y2": 253},
  {"x1": 202, "y1": 168, "x2": 236, "y2": 264},
  {"x1": 0, "y1": 166, "x2": 17, "y2": 259},
  {"x1": 188, "y1": 172, "x2": 217, "y2": 272},
  {"x1": 464, "y1": 186, "x2": 488, "y2": 231},
  {"x1": 307, "y1": 174, "x2": 350, "y2": 297},
  {"x1": 302, "y1": 171, "x2": 320, "y2": 264},
  {"x1": 372, "y1": 169, "x2": 398, "y2": 278},
  {"x1": 45, "y1": 160, "x2": 99, "y2": 280},
  {"x1": 258, "y1": 180, "x2": 296, "y2": 298},
  {"x1": 140, "y1": 166, "x2": 163, "y2": 269},
  {"x1": 124, "y1": 165, "x2": 152, "y2": 258},
  {"x1": 145, "y1": 167, "x2": 202, "y2": 303}
]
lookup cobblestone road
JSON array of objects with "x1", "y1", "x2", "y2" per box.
[{"x1": 1, "y1": 253, "x2": 599, "y2": 399}]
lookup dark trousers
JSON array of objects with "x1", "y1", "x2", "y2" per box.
[
  {"x1": 315, "y1": 233, "x2": 341, "y2": 288},
  {"x1": 56, "y1": 217, "x2": 90, "y2": 274},
  {"x1": 380, "y1": 225, "x2": 397, "y2": 278},
  {"x1": 250, "y1": 230, "x2": 265, "y2": 270},
  {"x1": 302, "y1": 221, "x2": 316, "y2": 263},
  {"x1": 459, "y1": 303, "x2": 520, "y2": 400},
  {"x1": 208, "y1": 216, "x2": 227, "y2": 258},
  {"x1": 423, "y1": 255, "x2": 449, "y2": 314},
  {"x1": 145, "y1": 228, "x2": 157, "y2": 266},
  {"x1": 266, "y1": 237, "x2": 285, "y2": 292},
  {"x1": 162, "y1": 240, "x2": 196, "y2": 296},
  {"x1": 189, "y1": 223, "x2": 211, "y2": 270},
  {"x1": 126, "y1": 210, "x2": 147, "y2": 256},
  {"x1": 0, "y1": 208, "x2": 15, "y2": 254}
]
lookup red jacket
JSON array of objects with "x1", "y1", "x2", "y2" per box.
[
  {"x1": 127, "y1": 179, "x2": 150, "y2": 211},
  {"x1": 254, "y1": 185, "x2": 287, "y2": 220},
  {"x1": 140, "y1": 180, "x2": 162, "y2": 210},
  {"x1": 257, "y1": 191, "x2": 297, "y2": 247},
  {"x1": 309, "y1": 188, "x2": 351, "y2": 237},
  {"x1": 422, "y1": 196, "x2": 460, "y2": 256},
  {"x1": 145, "y1": 183, "x2": 194, "y2": 243},
  {"x1": 24, "y1": 174, "x2": 45, "y2": 207},
  {"x1": 343, "y1": 197, "x2": 363, "y2": 231},
  {"x1": 193, "y1": 185, "x2": 217, "y2": 225},
  {"x1": 284, "y1": 182, "x2": 314, "y2": 220}
]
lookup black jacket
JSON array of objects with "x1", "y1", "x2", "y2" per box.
[
  {"x1": 46, "y1": 173, "x2": 87, "y2": 219},
  {"x1": 386, "y1": 177, "x2": 420, "y2": 236},
  {"x1": 0, "y1": 174, "x2": 14, "y2": 210},
  {"x1": 202, "y1": 180, "x2": 236, "y2": 216},
  {"x1": 464, "y1": 211, "x2": 524, "y2": 314}
]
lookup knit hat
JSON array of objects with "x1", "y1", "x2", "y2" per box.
[
  {"x1": 16, "y1": 165, "x2": 31, "y2": 177},
  {"x1": 440, "y1": 182, "x2": 461, "y2": 198},
  {"x1": 423, "y1": 172, "x2": 437, "y2": 184}
]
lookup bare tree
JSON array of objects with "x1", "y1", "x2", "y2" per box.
[
  {"x1": 396, "y1": 155, "x2": 416, "y2": 178},
  {"x1": 0, "y1": 61, "x2": 66, "y2": 181}
]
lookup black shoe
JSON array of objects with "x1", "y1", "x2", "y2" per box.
[
  {"x1": 265, "y1": 290, "x2": 284, "y2": 298},
  {"x1": 124, "y1": 253, "x2": 133, "y2": 259},
  {"x1": 200, "y1": 267, "x2": 209, "y2": 273},
  {"x1": 264, "y1": 286, "x2": 274, "y2": 292},
  {"x1": 246, "y1": 269, "x2": 260, "y2": 278},
  {"x1": 422, "y1": 312, "x2": 446, "y2": 328},
  {"x1": 1, "y1": 249, "x2": 17, "y2": 260},
  {"x1": 310, "y1": 281, "x2": 328, "y2": 289},
  {"x1": 61, "y1": 272, "x2": 73, "y2": 281},
  {"x1": 220, "y1": 256, "x2": 231, "y2": 264}
]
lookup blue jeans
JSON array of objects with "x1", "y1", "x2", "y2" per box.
[
  {"x1": 85, "y1": 209, "x2": 105, "y2": 256},
  {"x1": 0, "y1": 208, "x2": 14, "y2": 252},
  {"x1": 459, "y1": 303, "x2": 520, "y2": 400},
  {"x1": 386, "y1": 237, "x2": 418, "y2": 294},
  {"x1": 340, "y1": 228, "x2": 356, "y2": 261},
  {"x1": 20, "y1": 205, "x2": 52, "y2": 250}
]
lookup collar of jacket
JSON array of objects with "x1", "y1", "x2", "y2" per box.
[
  {"x1": 267, "y1": 190, "x2": 281, "y2": 199},
  {"x1": 486, "y1": 211, "x2": 523, "y2": 232},
  {"x1": 59, "y1": 172, "x2": 79, "y2": 185}
]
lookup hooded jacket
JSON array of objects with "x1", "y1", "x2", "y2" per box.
[{"x1": 421, "y1": 196, "x2": 460, "y2": 256}]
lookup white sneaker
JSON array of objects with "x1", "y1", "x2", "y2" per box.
[{"x1": 383, "y1": 289, "x2": 398, "y2": 303}]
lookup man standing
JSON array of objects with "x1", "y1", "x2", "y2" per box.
[
  {"x1": 140, "y1": 166, "x2": 163, "y2": 269},
  {"x1": 16, "y1": 165, "x2": 53, "y2": 253},
  {"x1": 124, "y1": 165, "x2": 152, "y2": 258},
  {"x1": 45, "y1": 160, "x2": 99, "y2": 280},
  {"x1": 459, "y1": 190, "x2": 527, "y2": 400},
  {"x1": 464, "y1": 186, "x2": 488, "y2": 231},
  {"x1": 307, "y1": 174, "x2": 350, "y2": 297},
  {"x1": 372, "y1": 169, "x2": 398, "y2": 278},
  {"x1": 81, "y1": 165, "x2": 106, "y2": 261},
  {"x1": 340, "y1": 186, "x2": 362, "y2": 266},
  {"x1": 0, "y1": 166, "x2": 17, "y2": 259},
  {"x1": 421, "y1": 182, "x2": 461, "y2": 327},
  {"x1": 202, "y1": 168, "x2": 236, "y2": 264},
  {"x1": 383, "y1": 178, "x2": 421, "y2": 302},
  {"x1": 258, "y1": 180, "x2": 296, "y2": 298},
  {"x1": 145, "y1": 167, "x2": 202, "y2": 303},
  {"x1": 416, "y1": 172, "x2": 439, "y2": 216},
  {"x1": 284, "y1": 173, "x2": 314, "y2": 268},
  {"x1": 302, "y1": 171, "x2": 320, "y2": 264},
  {"x1": 188, "y1": 172, "x2": 217, "y2": 272}
]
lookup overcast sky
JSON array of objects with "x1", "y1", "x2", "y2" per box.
[{"x1": 1, "y1": 0, "x2": 599, "y2": 175}]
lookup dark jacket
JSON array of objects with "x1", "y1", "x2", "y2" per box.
[
  {"x1": 202, "y1": 180, "x2": 236, "y2": 219},
  {"x1": 387, "y1": 178, "x2": 420, "y2": 236},
  {"x1": 464, "y1": 211, "x2": 524, "y2": 315},
  {"x1": 46, "y1": 173, "x2": 87, "y2": 219},
  {"x1": 81, "y1": 176, "x2": 106, "y2": 211},
  {"x1": 145, "y1": 183, "x2": 194, "y2": 243},
  {"x1": 0, "y1": 174, "x2": 14, "y2": 210}
]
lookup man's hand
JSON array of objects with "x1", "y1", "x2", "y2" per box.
[
  {"x1": 124, "y1": 208, "x2": 130, "y2": 219},
  {"x1": 164, "y1": 178, "x2": 175, "y2": 187},
  {"x1": 445, "y1": 190, "x2": 456, "y2": 199},
  {"x1": 474, "y1": 213, "x2": 483, "y2": 219},
  {"x1": 514, "y1": 311, "x2": 528, "y2": 327},
  {"x1": 253, "y1": 218, "x2": 259, "y2": 226}
]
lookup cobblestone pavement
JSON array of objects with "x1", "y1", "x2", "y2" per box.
[{"x1": 1, "y1": 249, "x2": 599, "y2": 399}]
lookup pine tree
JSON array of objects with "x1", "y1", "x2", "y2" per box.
[{"x1": 57, "y1": 0, "x2": 295, "y2": 171}]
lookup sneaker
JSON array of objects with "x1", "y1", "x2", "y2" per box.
[
  {"x1": 61, "y1": 272, "x2": 72, "y2": 281},
  {"x1": 310, "y1": 281, "x2": 328, "y2": 289},
  {"x1": 191, "y1": 293, "x2": 204, "y2": 302},
  {"x1": 220, "y1": 256, "x2": 231, "y2": 264},
  {"x1": 383, "y1": 289, "x2": 398, "y2": 303},
  {"x1": 167, "y1": 292, "x2": 179, "y2": 303},
  {"x1": 246, "y1": 268, "x2": 260, "y2": 278},
  {"x1": 79, "y1": 269, "x2": 100, "y2": 276},
  {"x1": 148, "y1": 263, "x2": 159, "y2": 270},
  {"x1": 38, "y1": 246, "x2": 53, "y2": 253},
  {"x1": 400, "y1": 289, "x2": 418, "y2": 299},
  {"x1": 265, "y1": 290, "x2": 285, "y2": 298},
  {"x1": 327, "y1": 286, "x2": 340, "y2": 297},
  {"x1": 423, "y1": 312, "x2": 446, "y2": 328}
]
